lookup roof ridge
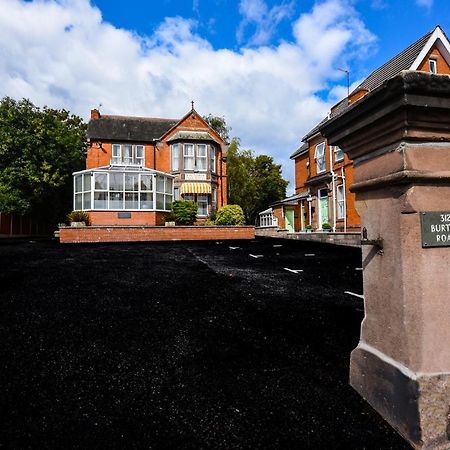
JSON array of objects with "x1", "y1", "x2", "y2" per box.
[{"x1": 100, "y1": 115, "x2": 178, "y2": 122}]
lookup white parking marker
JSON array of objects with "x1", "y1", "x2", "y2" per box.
[
  {"x1": 229, "y1": 246, "x2": 240, "y2": 250},
  {"x1": 284, "y1": 268, "x2": 304, "y2": 274},
  {"x1": 345, "y1": 291, "x2": 365, "y2": 299},
  {"x1": 355, "y1": 268, "x2": 363, "y2": 271},
  {"x1": 249, "y1": 254, "x2": 264, "y2": 258},
  {"x1": 273, "y1": 244, "x2": 283, "y2": 248},
  {"x1": 305, "y1": 253, "x2": 315, "y2": 256}
]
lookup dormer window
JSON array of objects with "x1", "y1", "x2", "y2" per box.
[
  {"x1": 111, "y1": 144, "x2": 144, "y2": 166},
  {"x1": 429, "y1": 58, "x2": 437, "y2": 74}
]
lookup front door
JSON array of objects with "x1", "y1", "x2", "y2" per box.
[
  {"x1": 285, "y1": 208, "x2": 295, "y2": 232},
  {"x1": 318, "y1": 189, "x2": 329, "y2": 228}
]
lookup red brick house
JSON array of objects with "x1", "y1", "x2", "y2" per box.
[
  {"x1": 267, "y1": 25, "x2": 450, "y2": 233},
  {"x1": 73, "y1": 105, "x2": 228, "y2": 226}
]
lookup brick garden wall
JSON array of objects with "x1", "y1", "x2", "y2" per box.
[{"x1": 59, "y1": 226, "x2": 255, "y2": 243}]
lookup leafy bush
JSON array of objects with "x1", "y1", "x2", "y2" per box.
[
  {"x1": 67, "y1": 210, "x2": 91, "y2": 225},
  {"x1": 171, "y1": 200, "x2": 198, "y2": 225},
  {"x1": 305, "y1": 224, "x2": 313, "y2": 230},
  {"x1": 322, "y1": 223, "x2": 332, "y2": 230},
  {"x1": 215, "y1": 205, "x2": 245, "y2": 226}
]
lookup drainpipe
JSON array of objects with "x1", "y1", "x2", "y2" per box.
[
  {"x1": 341, "y1": 167, "x2": 347, "y2": 232},
  {"x1": 153, "y1": 142, "x2": 157, "y2": 169},
  {"x1": 220, "y1": 153, "x2": 224, "y2": 207},
  {"x1": 329, "y1": 145, "x2": 336, "y2": 232},
  {"x1": 307, "y1": 194, "x2": 312, "y2": 226}
]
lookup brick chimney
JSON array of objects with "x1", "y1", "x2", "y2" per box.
[{"x1": 91, "y1": 109, "x2": 100, "y2": 120}]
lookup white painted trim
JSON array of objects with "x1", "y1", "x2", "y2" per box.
[
  {"x1": 410, "y1": 26, "x2": 450, "y2": 70},
  {"x1": 358, "y1": 342, "x2": 450, "y2": 380}
]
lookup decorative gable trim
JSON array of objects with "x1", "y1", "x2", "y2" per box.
[{"x1": 411, "y1": 26, "x2": 450, "y2": 70}]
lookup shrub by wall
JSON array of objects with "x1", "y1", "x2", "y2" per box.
[
  {"x1": 171, "y1": 200, "x2": 198, "y2": 225},
  {"x1": 215, "y1": 205, "x2": 245, "y2": 226}
]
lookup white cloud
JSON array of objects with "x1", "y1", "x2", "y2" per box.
[
  {"x1": 0, "y1": 0, "x2": 376, "y2": 193},
  {"x1": 237, "y1": 0, "x2": 294, "y2": 45},
  {"x1": 416, "y1": 0, "x2": 433, "y2": 7}
]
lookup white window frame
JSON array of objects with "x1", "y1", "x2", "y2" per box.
[
  {"x1": 337, "y1": 184, "x2": 345, "y2": 219},
  {"x1": 210, "y1": 146, "x2": 216, "y2": 173},
  {"x1": 334, "y1": 146, "x2": 344, "y2": 163},
  {"x1": 429, "y1": 58, "x2": 437, "y2": 74},
  {"x1": 197, "y1": 195, "x2": 208, "y2": 216},
  {"x1": 112, "y1": 144, "x2": 121, "y2": 164},
  {"x1": 196, "y1": 144, "x2": 207, "y2": 171},
  {"x1": 135, "y1": 145, "x2": 144, "y2": 166},
  {"x1": 211, "y1": 187, "x2": 217, "y2": 212},
  {"x1": 110, "y1": 144, "x2": 145, "y2": 166},
  {"x1": 315, "y1": 142, "x2": 326, "y2": 173},
  {"x1": 183, "y1": 144, "x2": 194, "y2": 171},
  {"x1": 171, "y1": 144, "x2": 179, "y2": 171}
]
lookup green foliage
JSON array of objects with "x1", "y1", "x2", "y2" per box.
[
  {"x1": 67, "y1": 210, "x2": 91, "y2": 225},
  {"x1": 215, "y1": 204, "x2": 245, "y2": 226},
  {"x1": 203, "y1": 114, "x2": 231, "y2": 142},
  {"x1": 305, "y1": 224, "x2": 313, "y2": 230},
  {"x1": 322, "y1": 223, "x2": 332, "y2": 230},
  {"x1": 0, "y1": 97, "x2": 87, "y2": 225},
  {"x1": 171, "y1": 200, "x2": 198, "y2": 225},
  {"x1": 227, "y1": 139, "x2": 288, "y2": 224}
]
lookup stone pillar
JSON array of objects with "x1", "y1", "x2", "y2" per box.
[{"x1": 321, "y1": 71, "x2": 450, "y2": 449}]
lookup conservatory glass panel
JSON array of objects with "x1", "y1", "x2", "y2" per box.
[
  {"x1": 83, "y1": 192, "x2": 91, "y2": 210},
  {"x1": 156, "y1": 193, "x2": 165, "y2": 210},
  {"x1": 94, "y1": 192, "x2": 107, "y2": 209},
  {"x1": 110, "y1": 173, "x2": 124, "y2": 191},
  {"x1": 109, "y1": 192, "x2": 124, "y2": 209},
  {"x1": 75, "y1": 193, "x2": 82, "y2": 210},
  {"x1": 125, "y1": 173, "x2": 139, "y2": 191},
  {"x1": 94, "y1": 173, "x2": 108, "y2": 190},
  {"x1": 83, "y1": 173, "x2": 91, "y2": 191},
  {"x1": 165, "y1": 178, "x2": 173, "y2": 194},
  {"x1": 75, "y1": 175, "x2": 82, "y2": 193},
  {"x1": 140, "y1": 174, "x2": 153, "y2": 191},
  {"x1": 125, "y1": 192, "x2": 138, "y2": 209},
  {"x1": 156, "y1": 175, "x2": 165, "y2": 193},
  {"x1": 140, "y1": 193, "x2": 153, "y2": 209}
]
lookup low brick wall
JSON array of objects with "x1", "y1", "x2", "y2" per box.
[
  {"x1": 59, "y1": 225, "x2": 255, "y2": 244},
  {"x1": 256, "y1": 228, "x2": 361, "y2": 247}
]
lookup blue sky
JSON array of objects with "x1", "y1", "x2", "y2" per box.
[{"x1": 1, "y1": 0, "x2": 449, "y2": 191}]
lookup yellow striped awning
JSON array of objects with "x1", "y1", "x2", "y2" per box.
[{"x1": 180, "y1": 182, "x2": 212, "y2": 195}]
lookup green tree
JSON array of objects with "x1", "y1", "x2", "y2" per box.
[
  {"x1": 203, "y1": 114, "x2": 231, "y2": 142},
  {"x1": 227, "y1": 139, "x2": 288, "y2": 224},
  {"x1": 0, "y1": 97, "x2": 87, "y2": 226}
]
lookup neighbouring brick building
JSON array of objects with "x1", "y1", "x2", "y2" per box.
[
  {"x1": 73, "y1": 105, "x2": 228, "y2": 226},
  {"x1": 267, "y1": 25, "x2": 450, "y2": 233}
]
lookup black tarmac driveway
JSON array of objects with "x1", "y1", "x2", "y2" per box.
[{"x1": 0, "y1": 238, "x2": 409, "y2": 449}]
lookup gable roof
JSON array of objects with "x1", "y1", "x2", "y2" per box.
[
  {"x1": 290, "y1": 142, "x2": 309, "y2": 159},
  {"x1": 87, "y1": 115, "x2": 178, "y2": 142},
  {"x1": 356, "y1": 28, "x2": 435, "y2": 92},
  {"x1": 302, "y1": 25, "x2": 450, "y2": 142}
]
